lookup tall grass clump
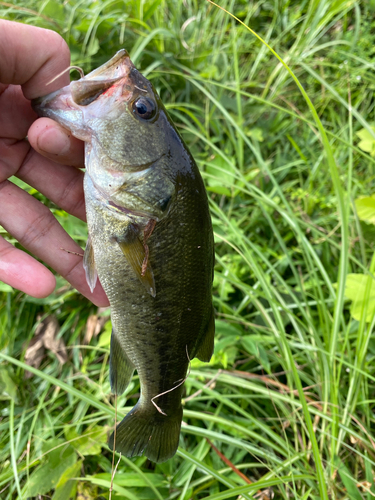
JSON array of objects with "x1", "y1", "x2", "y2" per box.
[{"x1": 1, "y1": 0, "x2": 375, "y2": 499}]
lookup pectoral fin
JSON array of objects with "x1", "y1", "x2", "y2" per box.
[
  {"x1": 110, "y1": 328, "x2": 135, "y2": 395},
  {"x1": 83, "y1": 235, "x2": 98, "y2": 293},
  {"x1": 117, "y1": 225, "x2": 156, "y2": 297},
  {"x1": 196, "y1": 305, "x2": 215, "y2": 362}
]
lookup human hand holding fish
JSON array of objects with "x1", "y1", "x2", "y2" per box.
[{"x1": 0, "y1": 20, "x2": 108, "y2": 306}]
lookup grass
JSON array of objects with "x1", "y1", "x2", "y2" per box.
[{"x1": 1, "y1": 0, "x2": 375, "y2": 498}]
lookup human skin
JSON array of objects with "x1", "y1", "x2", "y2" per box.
[{"x1": 0, "y1": 20, "x2": 109, "y2": 306}]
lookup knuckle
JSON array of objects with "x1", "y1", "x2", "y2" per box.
[
  {"x1": 64, "y1": 256, "x2": 83, "y2": 283},
  {"x1": 21, "y1": 208, "x2": 56, "y2": 249},
  {"x1": 0, "y1": 241, "x2": 16, "y2": 261},
  {"x1": 47, "y1": 30, "x2": 70, "y2": 63},
  {"x1": 0, "y1": 179, "x2": 9, "y2": 194},
  {"x1": 57, "y1": 174, "x2": 85, "y2": 217}
]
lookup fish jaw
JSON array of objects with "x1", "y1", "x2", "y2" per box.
[
  {"x1": 31, "y1": 85, "x2": 89, "y2": 141},
  {"x1": 78, "y1": 49, "x2": 133, "y2": 81}
]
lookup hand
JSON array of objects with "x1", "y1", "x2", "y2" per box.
[{"x1": 0, "y1": 20, "x2": 109, "y2": 307}]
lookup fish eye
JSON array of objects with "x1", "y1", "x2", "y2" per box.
[{"x1": 132, "y1": 97, "x2": 156, "y2": 120}]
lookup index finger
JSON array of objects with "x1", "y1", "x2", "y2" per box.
[{"x1": 0, "y1": 20, "x2": 70, "y2": 99}]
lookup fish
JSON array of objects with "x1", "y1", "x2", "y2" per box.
[{"x1": 32, "y1": 50, "x2": 215, "y2": 463}]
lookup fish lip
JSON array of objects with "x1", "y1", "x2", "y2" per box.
[
  {"x1": 31, "y1": 86, "x2": 88, "y2": 142},
  {"x1": 31, "y1": 86, "x2": 80, "y2": 115},
  {"x1": 31, "y1": 92, "x2": 55, "y2": 114},
  {"x1": 31, "y1": 95, "x2": 45, "y2": 109},
  {"x1": 83, "y1": 49, "x2": 133, "y2": 80}
]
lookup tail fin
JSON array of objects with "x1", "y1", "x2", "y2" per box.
[{"x1": 108, "y1": 402, "x2": 183, "y2": 463}]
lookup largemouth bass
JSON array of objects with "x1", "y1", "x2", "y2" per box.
[{"x1": 32, "y1": 50, "x2": 214, "y2": 463}]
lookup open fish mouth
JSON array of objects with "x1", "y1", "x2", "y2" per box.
[{"x1": 32, "y1": 50, "x2": 138, "y2": 110}]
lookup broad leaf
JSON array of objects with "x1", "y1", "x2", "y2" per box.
[
  {"x1": 356, "y1": 127, "x2": 375, "y2": 156},
  {"x1": 355, "y1": 196, "x2": 375, "y2": 224},
  {"x1": 206, "y1": 156, "x2": 236, "y2": 196},
  {"x1": 344, "y1": 274, "x2": 375, "y2": 322},
  {"x1": 52, "y1": 460, "x2": 82, "y2": 500},
  {"x1": 0, "y1": 365, "x2": 18, "y2": 402},
  {"x1": 23, "y1": 440, "x2": 76, "y2": 497},
  {"x1": 64, "y1": 425, "x2": 108, "y2": 456}
]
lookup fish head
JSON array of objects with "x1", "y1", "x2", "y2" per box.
[{"x1": 32, "y1": 50, "x2": 172, "y2": 168}]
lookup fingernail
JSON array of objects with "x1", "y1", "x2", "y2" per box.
[{"x1": 37, "y1": 126, "x2": 70, "y2": 156}]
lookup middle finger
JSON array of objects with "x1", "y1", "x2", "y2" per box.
[
  {"x1": 0, "y1": 179, "x2": 108, "y2": 305},
  {"x1": 1, "y1": 140, "x2": 86, "y2": 221}
]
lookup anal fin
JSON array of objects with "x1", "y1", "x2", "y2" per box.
[
  {"x1": 110, "y1": 328, "x2": 135, "y2": 395},
  {"x1": 83, "y1": 234, "x2": 98, "y2": 293},
  {"x1": 117, "y1": 224, "x2": 156, "y2": 297},
  {"x1": 196, "y1": 305, "x2": 215, "y2": 362}
]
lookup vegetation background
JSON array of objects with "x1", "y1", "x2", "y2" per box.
[{"x1": 1, "y1": 0, "x2": 375, "y2": 498}]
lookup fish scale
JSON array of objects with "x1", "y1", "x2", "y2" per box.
[{"x1": 32, "y1": 49, "x2": 214, "y2": 463}]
